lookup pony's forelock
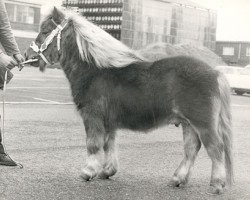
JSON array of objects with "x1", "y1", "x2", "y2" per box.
[{"x1": 63, "y1": 11, "x2": 146, "y2": 68}]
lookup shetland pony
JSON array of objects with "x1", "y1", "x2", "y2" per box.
[{"x1": 25, "y1": 8, "x2": 233, "y2": 195}]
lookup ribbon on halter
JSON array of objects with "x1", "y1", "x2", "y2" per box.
[
  {"x1": 30, "y1": 19, "x2": 68, "y2": 65},
  {"x1": 30, "y1": 42, "x2": 50, "y2": 65}
]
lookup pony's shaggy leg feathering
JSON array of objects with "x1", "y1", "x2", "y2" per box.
[
  {"x1": 168, "y1": 124, "x2": 201, "y2": 187},
  {"x1": 198, "y1": 126, "x2": 226, "y2": 195},
  {"x1": 80, "y1": 113, "x2": 118, "y2": 180},
  {"x1": 98, "y1": 132, "x2": 118, "y2": 179},
  {"x1": 80, "y1": 114, "x2": 105, "y2": 181}
]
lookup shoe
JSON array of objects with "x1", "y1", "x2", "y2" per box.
[{"x1": 0, "y1": 153, "x2": 17, "y2": 166}]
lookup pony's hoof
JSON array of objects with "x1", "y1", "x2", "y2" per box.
[
  {"x1": 80, "y1": 167, "x2": 96, "y2": 181},
  {"x1": 98, "y1": 171, "x2": 110, "y2": 179},
  {"x1": 206, "y1": 185, "x2": 224, "y2": 195},
  {"x1": 168, "y1": 177, "x2": 187, "y2": 188},
  {"x1": 207, "y1": 180, "x2": 225, "y2": 195},
  {"x1": 98, "y1": 165, "x2": 117, "y2": 179}
]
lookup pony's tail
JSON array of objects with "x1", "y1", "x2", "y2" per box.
[{"x1": 217, "y1": 73, "x2": 234, "y2": 186}]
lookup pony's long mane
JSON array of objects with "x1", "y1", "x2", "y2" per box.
[{"x1": 65, "y1": 11, "x2": 145, "y2": 68}]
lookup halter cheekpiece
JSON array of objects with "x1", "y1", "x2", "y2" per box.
[{"x1": 30, "y1": 18, "x2": 68, "y2": 65}]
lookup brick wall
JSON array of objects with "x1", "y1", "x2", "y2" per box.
[{"x1": 216, "y1": 42, "x2": 250, "y2": 66}]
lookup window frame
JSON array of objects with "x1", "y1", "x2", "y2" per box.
[
  {"x1": 246, "y1": 47, "x2": 250, "y2": 57},
  {"x1": 222, "y1": 46, "x2": 235, "y2": 56},
  {"x1": 5, "y1": 3, "x2": 35, "y2": 24}
]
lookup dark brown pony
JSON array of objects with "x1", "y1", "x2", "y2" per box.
[{"x1": 25, "y1": 8, "x2": 233, "y2": 195}]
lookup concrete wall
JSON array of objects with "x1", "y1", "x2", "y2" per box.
[
  {"x1": 121, "y1": 0, "x2": 216, "y2": 50},
  {"x1": 15, "y1": 37, "x2": 35, "y2": 55},
  {"x1": 10, "y1": 22, "x2": 39, "y2": 32},
  {"x1": 121, "y1": 0, "x2": 173, "y2": 49}
]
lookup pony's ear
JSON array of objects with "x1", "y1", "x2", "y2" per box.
[{"x1": 52, "y1": 7, "x2": 64, "y2": 23}]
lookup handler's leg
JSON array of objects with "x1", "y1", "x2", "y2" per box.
[
  {"x1": 0, "y1": 133, "x2": 5, "y2": 154},
  {"x1": 0, "y1": 123, "x2": 17, "y2": 166}
]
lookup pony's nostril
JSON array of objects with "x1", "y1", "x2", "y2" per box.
[{"x1": 24, "y1": 51, "x2": 28, "y2": 61}]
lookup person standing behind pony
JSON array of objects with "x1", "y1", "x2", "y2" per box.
[{"x1": 0, "y1": 0, "x2": 24, "y2": 166}]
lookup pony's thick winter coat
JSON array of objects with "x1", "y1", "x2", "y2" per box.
[{"x1": 26, "y1": 8, "x2": 233, "y2": 195}]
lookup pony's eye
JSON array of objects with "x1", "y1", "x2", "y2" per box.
[
  {"x1": 42, "y1": 31, "x2": 50, "y2": 35},
  {"x1": 41, "y1": 27, "x2": 50, "y2": 34}
]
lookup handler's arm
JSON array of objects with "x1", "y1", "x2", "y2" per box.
[{"x1": 0, "y1": 0, "x2": 20, "y2": 56}]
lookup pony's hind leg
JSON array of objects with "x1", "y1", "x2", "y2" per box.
[
  {"x1": 80, "y1": 114, "x2": 105, "y2": 181},
  {"x1": 198, "y1": 126, "x2": 226, "y2": 195},
  {"x1": 169, "y1": 124, "x2": 201, "y2": 187},
  {"x1": 99, "y1": 131, "x2": 118, "y2": 179}
]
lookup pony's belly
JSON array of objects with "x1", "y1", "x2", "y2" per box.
[
  {"x1": 119, "y1": 111, "x2": 173, "y2": 132},
  {"x1": 118, "y1": 107, "x2": 191, "y2": 131}
]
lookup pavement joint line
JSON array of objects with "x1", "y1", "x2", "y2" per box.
[
  {"x1": 33, "y1": 97, "x2": 60, "y2": 104},
  {"x1": 28, "y1": 91, "x2": 71, "y2": 97},
  {"x1": 0, "y1": 102, "x2": 248, "y2": 106},
  {"x1": 14, "y1": 76, "x2": 65, "y2": 79},
  {"x1": 14, "y1": 78, "x2": 62, "y2": 81},
  {"x1": 7, "y1": 87, "x2": 69, "y2": 89},
  {"x1": 0, "y1": 102, "x2": 74, "y2": 105},
  {"x1": 232, "y1": 104, "x2": 250, "y2": 107}
]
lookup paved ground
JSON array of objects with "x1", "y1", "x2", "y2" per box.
[{"x1": 0, "y1": 67, "x2": 249, "y2": 200}]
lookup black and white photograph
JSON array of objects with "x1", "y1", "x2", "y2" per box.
[{"x1": 0, "y1": 0, "x2": 249, "y2": 199}]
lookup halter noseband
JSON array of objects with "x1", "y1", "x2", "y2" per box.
[{"x1": 30, "y1": 18, "x2": 68, "y2": 65}]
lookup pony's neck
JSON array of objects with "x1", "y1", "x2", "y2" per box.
[
  {"x1": 58, "y1": 24, "x2": 100, "y2": 104},
  {"x1": 59, "y1": 26, "x2": 100, "y2": 109},
  {"x1": 59, "y1": 25, "x2": 93, "y2": 78}
]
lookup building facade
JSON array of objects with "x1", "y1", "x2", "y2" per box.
[
  {"x1": 63, "y1": 0, "x2": 217, "y2": 50},
  {"x1": 216, "y1": 41, "x2": 250, "y2": 66},
  {"x1": 3, "y1": 0, "x2": 41, "y2": 54}
]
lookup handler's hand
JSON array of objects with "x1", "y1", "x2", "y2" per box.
[
  {"x1": 13, "y1": 53, "x2": 25, "y2": 70},
  {"x1": 0, "y1": 52, "x2": 17, "y2": 70}
]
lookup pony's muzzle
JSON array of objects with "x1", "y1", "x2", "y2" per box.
[
  {"x1": 24, "y1": 48, "x2": 40, "y2": 67},
  {"x1": 24, "y1": 48, "x2": 38, "y2": 61}
]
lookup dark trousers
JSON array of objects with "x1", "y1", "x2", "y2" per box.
[{"x1": 0, "y1": 127, "x2": 5, "y2": 154}]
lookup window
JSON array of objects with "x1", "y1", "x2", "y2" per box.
[
  {"x1": 246, "y1": 47, "x2": 250, "y2": 57},
  {"x1": 223, "y1": 47, "x2": 234, "y2": 56},
  {"x1": 163, "y1": 20, "x2": 168, "y2": 35},
  {"x1": 5, "y1": 3, "x2": 15, "y2": 21},
  {"x1": 5, "y1": 3, "x2": 35, "y2": 24},
  {"x1": 16, "y1": 5, "x2": 34, "y2": 24},
  {"x1": 147, "y1": 17, "x2": 153, "y2": 32}
]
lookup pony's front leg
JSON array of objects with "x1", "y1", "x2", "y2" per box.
[
  {"x1": 99, "y1": 132, "x2": 118, "y2": 179},
  {"x1": 81, "y1": 115, "x2": 105, "y2": 181}
]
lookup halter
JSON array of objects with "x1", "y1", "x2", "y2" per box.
[{"x1": 30, "y1": 18, "x2": 68, "y2": 65}]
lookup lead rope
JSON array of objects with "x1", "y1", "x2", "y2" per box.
[{"x1": 1, "y1": 70, "x2": 23, "y2": 168}]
